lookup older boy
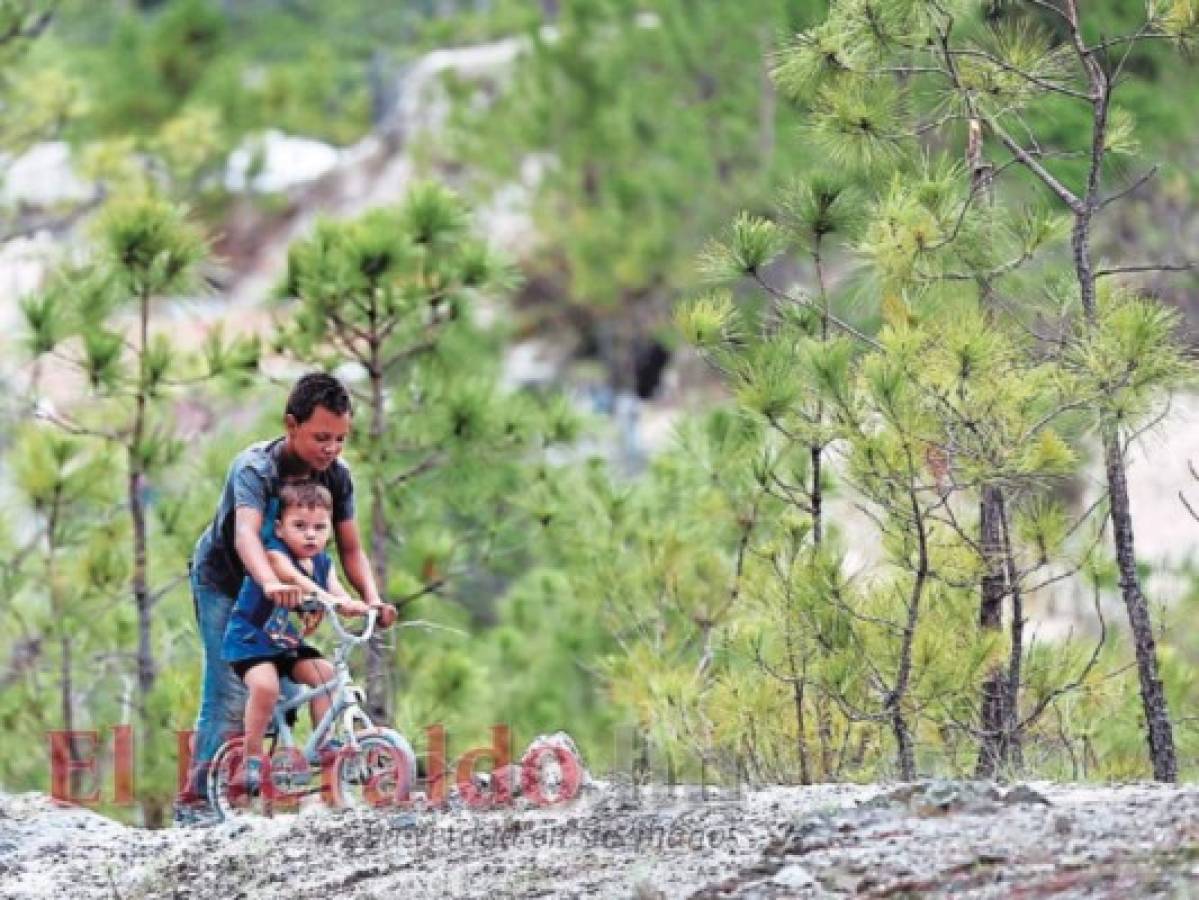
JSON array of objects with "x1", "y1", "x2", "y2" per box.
[{"x1": 175, "y1": 373, "x2": 396, "y2": 825}]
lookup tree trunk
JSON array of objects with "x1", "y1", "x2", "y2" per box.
[
  {"x1": 966, "y1": 119, "x2": 1016, "y2": 779},
  {"x1": 976, "y1": 485, "x2": 1010, "y2": 778},
  {"x1": 889, "y1": 488, "x2": 927, "y2": 782},
  {"x1": 129, "y1": 461, "x2": 153, "y2": 712},
  {"x1": 889, "y1": 701, "x2": 915, "y2": 782},
  {"x1": 817, "y1": 694, "x2": 835, "y2": 780},
  {"x1": 1101, "y1": 421, "x2": 1176, "y2": 780},
  {"x1": 47, "y1": 497, "x2": 80, "y2": 772},
  {"x1": 792, "y1": 678, "x2": 810, "y2": 785},
  {"x1": 1073, "y1": 211, "x2": 1177, "y2": 781},
  {"x1": 131, "y1": 290, "x2": 161, "y2": 825},
  {"x1": 59, "y1": 636, "x2": 73, "y2": 741},
  {"x1": 810, "y1": 443, "x2": 823, "y2": 547},
  {"x1": 1062, "y1": 0, "x2": 1176, "y2": 782},
  {"x1": 1000, "y1": 499, "x2": 1025, "y2": 770},
  {"x1": 805, "y1": 234, "x2": 828, "y2": 776},
  {"x1": 365, "y1": 367, "x2": 395, "y2": 724}
]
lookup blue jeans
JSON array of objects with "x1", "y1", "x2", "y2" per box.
[{"x1": 187, "y1": 567, "x2": 298, "y2": 800}]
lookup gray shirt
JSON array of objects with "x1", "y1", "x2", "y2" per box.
[{"x1": 191, "y1": 437, "x2": 355, "y2": 598}]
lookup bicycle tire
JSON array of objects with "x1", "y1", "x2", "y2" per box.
[
  {"x1": 207, "y1": 738, "x2": 254, "y2": 822},
  {"x1": 329, "y1": 729, "x2": 417, "y2": 810},
  {"x1": 209, "y1": 738, "x2": 319, "y2": 821}
]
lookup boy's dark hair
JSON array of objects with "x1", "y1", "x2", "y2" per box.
[
  {"x1": 286, "y1": 373, "x2": 352, "y2": 423},
  {"x1": 278, "y1": 481, "x2": 334, "y2": 514}
]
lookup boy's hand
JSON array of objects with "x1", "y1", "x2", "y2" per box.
[
  {"x1": 264, "y1": 582, "x2": 302, "y2": 608},
  {"x1": 371, "y1": 602, "x2": 397, "y2": 629},
  {"x1": 336, "y1": 598, "x2": 371, "y2": 617}
]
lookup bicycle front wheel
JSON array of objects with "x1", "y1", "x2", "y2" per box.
[{"x1": 329, "y1": 730, "x2": 417, "y2": 810}]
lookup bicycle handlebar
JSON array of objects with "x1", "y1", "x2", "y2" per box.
[{"x1": 300, "y1": 593, "x2": 377, "y2": 645}]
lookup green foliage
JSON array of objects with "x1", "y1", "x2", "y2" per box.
[
  {"x1": 810, "y1": 77, "x2": 905, "y2": 172},
  {"x1": 11, "y1": 193, "x2": 266, "y2": 815},
  {"x1": 43, "y1": 0, "x2": 415, "y2": 146},
  {"x1": 96, "y1": 195, "x2": 205, "y2": 296},
  {"x1": 1068, "y1": 285, "x2": 1191, "y2": 424},
  {"x1": 18, "y1": 290, "x2": 66, "y2": 357},
  {"x1": 443, "y1": 0, "x2": 817, "y2": 344},
  {"x1": 0, "y1": 423, "x2": 129, "y2": 796},
  {"x1": 675, "y1": 290, "x2": 738, "y2": 350},
  {"x1": 780, "y1": 173, "x2": 864, "y2": 245},
  {"x1": 0, "y1": 63, "x2": 84, "y2": 153},
  {"x1": 633, "y1": 0, "x2": 1199, "y2": 780},
  {"x1": 698, "y1": 213, "x2": 786, "y2": 281}
]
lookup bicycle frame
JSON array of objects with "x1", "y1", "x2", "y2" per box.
[{"x1": 263, "y1": 600, "x2": 379, "y2": 766}]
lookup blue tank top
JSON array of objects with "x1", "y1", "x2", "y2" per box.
[{"x1": 221, "y1": 538, "x2": 332, "y2": 662}]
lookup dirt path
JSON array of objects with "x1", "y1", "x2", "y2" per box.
[{"x1": 1, "y1": 781, "x2": 1196, "y2": 898}]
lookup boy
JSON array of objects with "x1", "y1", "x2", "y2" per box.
[
  {"x1": 222, "y1": 482, "x2": 368, "y2": 794},
  {"x1": 177, "y1": 373, "x2": 397, "y2": 826}
]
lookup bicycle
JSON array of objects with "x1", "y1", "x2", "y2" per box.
[{"x1": 207, "y1": 595, "x2": 417, "y2": 820}]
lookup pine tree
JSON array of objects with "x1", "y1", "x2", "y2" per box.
[
  {"x1": 10, "y1": 429, "x2": 115, "y2": 756},
  {"x1": 766, "y1": 0, "x2": 1196, "y2": 782},
  {"x1": 684, "y1": 226, "x2": 1119, "y2": 777},
  {"x1": 275, "y1": 181, "x2": 557, "y2": 725},
  {"x1": 23, "y1": 194, "x2": 259, "y2": 820}
]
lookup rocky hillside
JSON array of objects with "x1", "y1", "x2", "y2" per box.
[{"x1": 1, "y1": 781, "x2": 1196, "y2": 898}]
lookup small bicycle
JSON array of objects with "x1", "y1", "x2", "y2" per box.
[{"x1": 208, "y1": 595, "x2": 418, "y2": 820}]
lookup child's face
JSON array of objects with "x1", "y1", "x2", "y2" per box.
[{"x1": 276, "y1": 504, "x2": 332, "y2": 559}]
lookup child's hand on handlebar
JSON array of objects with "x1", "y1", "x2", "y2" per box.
[{"x1": 264, "y1": 581, "x2": 303, "y2": 608}]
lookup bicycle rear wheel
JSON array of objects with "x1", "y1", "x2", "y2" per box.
[
  {"x1": 329, "y1": 729, "x2": 417, "y2": 810},
  {"x1": 208, "y1": 738, "x2": 314, "y2": 820},
  {"x1": 207, "y1": 738, "x2": 254, "y2": 822}
]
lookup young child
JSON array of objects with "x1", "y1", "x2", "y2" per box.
[{"x1": 221, "y1": 481, "x2": 369, "y2": 794}]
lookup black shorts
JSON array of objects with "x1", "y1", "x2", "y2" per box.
[{"x1": 232, "y1": 645, "x2": 323, "y2": 681}]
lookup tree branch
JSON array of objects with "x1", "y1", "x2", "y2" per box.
[
  {"x1": 0, "y1": 7, "x2": 54, "y2": 48},
  {"x1": 389, "y1": 452, "x2": 446, "y2": 488},
  {"x1": 751, "y1": 273, "x2": 882, "y2": 349},
  {"x1": 1094, "y1": 262, "x2": 1197, "y2": 279},
  {"x1": 1016, "y1": 578, "x2": 1107, "y2": 732},
  {"x1": 382, "y1": 339, "x2": 437, "y2": 373},
  {"x1": 34, "y1": 405, "x2": 121, "y2": 442},
  {"x1": 946, "y1": 46, "x2": 1092, "y2": 101},
  {"x1": 985, "y1": 117, "x2": 1085, "y2": 215},
  {"x1": 149, "y1": 573, "x2": 188, "y2": 609},
  {"x1": 1098, "y1": 165, "x2": 1160, "y2": 210}
]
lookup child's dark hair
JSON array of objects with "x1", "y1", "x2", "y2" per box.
[
  {"x1": 286, "y1": 373, "x2": 352, "y2": 424},
  {"x1": 278, "y1": 482, "x2": 334, "y2": 513}
]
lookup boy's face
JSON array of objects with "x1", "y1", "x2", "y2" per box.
[
  {"x1": 276, "y1": 504, "x2": 332, "y2": 559},
  {"x1": 285, "y1": 405, "x2": 351, "y2": 472}
]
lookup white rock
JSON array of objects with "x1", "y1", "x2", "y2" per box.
[
  {"x1": 0, "y1": 233, "x2": 58, "y2": 319},
  {"x1": 772, "y1": 863, "x2": 817, "y2": 889},
  {"x1": 0, "y1": 142, "x2": 93, "y2": 208},
  {"x1": 224, "y1": 130, "x2": 341, "y2": 194},
  {"x1": 501, "y1": 339, "x2": 565, "y2": 389}
]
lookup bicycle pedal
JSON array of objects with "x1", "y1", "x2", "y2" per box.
[{"x1": 274, "y1": 762, "x2": 315, "y2": 790}]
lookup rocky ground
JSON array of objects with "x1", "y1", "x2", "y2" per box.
[{"x1": 1, "y1": 780, "x2": 1197, "y2": 898}]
